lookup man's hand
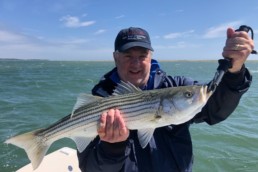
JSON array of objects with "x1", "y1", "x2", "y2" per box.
[
  {"x1": 98, "y1": 109, "x2": 129, "y2": 143},
  {"x1": 222, "y1": 27, "x2": 255, "y2": 73}
]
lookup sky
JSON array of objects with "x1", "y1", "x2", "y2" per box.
[{"x1": 0, "y1": 0, "x2": 258, "y2": 61}]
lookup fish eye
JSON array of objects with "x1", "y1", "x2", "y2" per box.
[{"x1": 184, "y1": 91, "x2": 193, "y2": 98}]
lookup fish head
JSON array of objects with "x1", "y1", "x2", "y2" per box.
[{"x1": 160, "y1": 85, "x2": 212, "y2": 125}]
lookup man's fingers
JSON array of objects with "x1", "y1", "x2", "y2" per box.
[
  {"x1": 116, "y1": 109, "x2": 128, "y2": 136},
  {"x1": 98, "y1": 109, "x2": 129, "y2": 143},
  {"x1": 226, "y1": 28, "x2": 235, "y2": 39},
  {"x1": 98, "y1": 112, "x2": 107, "y2": 137},
  {"x1": 105, "y1": 109, "x2": 115, "y2": 139},
  {"x1": 113, "y1": 109, "x2": 121, "y2": 138}
]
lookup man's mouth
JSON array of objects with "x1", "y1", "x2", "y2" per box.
[{"x1": 130, "y1": 71, "x2": 141, "y2": 75}]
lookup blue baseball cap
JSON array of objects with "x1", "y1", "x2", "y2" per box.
[{"x1": 114, "y1": 27, "x2": 154, "y2": 52}]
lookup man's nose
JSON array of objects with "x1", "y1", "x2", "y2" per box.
[{"x1": 131, "y1": 57, "x2": 140, "y2": 64}]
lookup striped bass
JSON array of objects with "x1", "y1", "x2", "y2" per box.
[{"x1": 5, "y1": 82, "x2": 212, "y2": 170}]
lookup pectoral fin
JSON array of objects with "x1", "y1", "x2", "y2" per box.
[
  {"x1": 71, "y1": 136, "x2": 94, "y2": 153},
  {"x1": 137, "y1": 128, "x2": 155, "y2": 148}
]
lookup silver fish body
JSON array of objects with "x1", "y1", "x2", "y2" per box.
[{"x1": 5, "y1": 82, "x2": 212, "y2": 170}]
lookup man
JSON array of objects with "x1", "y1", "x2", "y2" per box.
[{"x1": 77, "y1": 27, "x2": 253, "y2": 171}]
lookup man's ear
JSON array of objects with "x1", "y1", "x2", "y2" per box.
[{"x1": 113, "y1": 52, "x2": 118, "y2": 65}]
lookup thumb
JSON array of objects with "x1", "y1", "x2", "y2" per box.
[{"x1": 227, "y1": 27, "x2": 235, "y2": 38}]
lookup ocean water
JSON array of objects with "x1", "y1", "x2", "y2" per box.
[{"x1": 0, "y1": 60, "x2": 258, "y2": 172}]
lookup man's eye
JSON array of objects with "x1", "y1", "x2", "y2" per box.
[
  {"x1": 125, "y1": 55, "x2": 131, "y2": 59},
  {"x1": 139, "y1": 55, "x2": 147, "y2": 60}
]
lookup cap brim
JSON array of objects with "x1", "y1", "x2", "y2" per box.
[{"x1": 119, "y1": 42, "x2": 154, "y2": 52}]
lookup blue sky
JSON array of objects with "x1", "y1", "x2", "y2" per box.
[{"x1": 0, "y1": 0, "x2": 258, "y2": 61}]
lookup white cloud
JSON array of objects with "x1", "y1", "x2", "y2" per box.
[
  {"x1": 203, "y1": 21, "x2": 242, "y2": 39},
  {"x1": 60, "y1": 15, "x2": 95, "y2": 28},
  {"x1": 115, "y1": 15, "x2": 125, "y2": 19},
  {"x1": 164, "y1": 32, "x2": 182, "y2": 39},
  {"x1": 94, "y1": 29, "x2": 106, "y2": 35},
  {"x1": 0, "y1": 28, "x2": 112, "y2": 60},
  {"x1": 163, "y1": 30, "x2": 194, "y2": 39},
  {"x1": 0, "y1": 30, "x2": 27, "y2": 42}
]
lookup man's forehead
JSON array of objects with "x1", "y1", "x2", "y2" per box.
[{"x1": 122, "y1": 47, "x2": 149, "y2": 53}]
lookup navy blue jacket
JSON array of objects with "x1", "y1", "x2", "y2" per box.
[{"x1": 77, "y1": 60, "x2": 252, "y2": 172}]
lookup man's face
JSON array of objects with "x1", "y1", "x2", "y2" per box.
[{"x1": 113, "y1": 47, "x2": 152, "y2": 88}]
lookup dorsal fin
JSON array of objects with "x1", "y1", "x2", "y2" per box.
[
  {"x1": 113, "y1": 81, "x2": 141, "y2": 96},
  {"x1": 71, "y1": 93, "x2": 102, "y2": 118}
]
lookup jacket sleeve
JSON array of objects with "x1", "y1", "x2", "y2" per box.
[
  {"x1": 193, "y1": 66, "x2": 252, "y2": 125},
  {"x1": 77, "y1": 136, "x2": 131, "y2": 172}
]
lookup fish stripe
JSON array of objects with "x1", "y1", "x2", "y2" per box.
[{"x1": 40, "y1": 94, "x2": 160, "y2": 140}]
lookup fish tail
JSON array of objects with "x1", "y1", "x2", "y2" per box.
[{"x1": 5, "y1": 129, "x2": 50, "y2": 170}]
